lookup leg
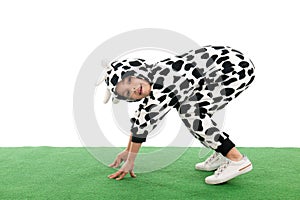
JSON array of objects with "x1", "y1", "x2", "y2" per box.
[
  {"x1": 178, "y1": 88, "x2": 236, "y2": 157},
  {"x1": 226, "y1": 147, "x2": 243, "y2": 161}
]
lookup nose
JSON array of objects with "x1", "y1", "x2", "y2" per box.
[{"x1": 132, "y1": 86, "x2": 139, "y2": 94}]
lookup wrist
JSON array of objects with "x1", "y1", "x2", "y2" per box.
[{"x1": 127, "y1": 152, "x2": 138, "y2": 162}]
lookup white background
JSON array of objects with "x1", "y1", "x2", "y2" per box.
[{"x1": 0, "y1": 0, "x2": 299, "y2": 147}]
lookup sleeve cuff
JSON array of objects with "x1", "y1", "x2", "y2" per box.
[{"x1": 131, "y1": 135, "x2": 146, "y2": 143}]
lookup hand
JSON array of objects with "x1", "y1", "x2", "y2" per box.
[
  {"x1": 108, "y1": 160, "x2": 136, "y2": 180},
  {"x1": 108, "y1": 150, "x2": 129, "y2": 168}
]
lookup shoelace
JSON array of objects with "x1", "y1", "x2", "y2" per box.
[
  {"x1": 215, "y1": 160, "x2": 231, "y2": 176},
  {"x1": 205, "y1": 153, "x2": 218, "y2": 165}
]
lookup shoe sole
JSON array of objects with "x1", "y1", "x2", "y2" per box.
[
  {"x1": 195, "y1": 166, "x2": 219, "y2": 171},
  {"x1": 205, "y1": 163, "x2": 253, "y2": 185},
  {"x1": 195, "y1": 159, "x2": 227, "y2": 171}
]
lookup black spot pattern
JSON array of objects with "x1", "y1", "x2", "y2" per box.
[
  {"x1": 232, "y1": 49, "x2": 243, "y2": 54},
  {"x1": 145, "y1": 104, "x2": 156, "y2": 112},
  {"x1": 169, "y1": 96, "x2": 179, "y2": 107},
  {"x1": 239, "y1": 61, "x2": 249, "y2": 68},
  {"x1": 223, "y1": 77, "x2": 238, "y2": 86},
  {"x1": 159, "y1": 68, "x2": 170, "y2": 76},
  {"x1": 205, "y1": 127, "x2": 219, "y2": 136},
  {"x1": 213, "y1": 96, "x2": 222, "y2": 103},
  {"x1": 179, "y1": 104, "x2": 191, "y2": 114},
  {"x1": 237, "y1": 69, "x2": 246, "y2": 80},
  {"x1": 197, "y1": 101, "x2": 210, "y2": 107},
  {"x1": 130, "y1": 117, "x2": 136, "y2": 124},
  {"x1": 193, "y1": 119, "x2": 203, "y2": 131},
  {"x1": 185, "y1": 113, "x2": 191, "y2": 117},
  {"x1": 173, "y1": 76, "x2": 181, "y2": 83},
  {"x1": 113, "y1": 62, "x2": 122, "y2": 70},
  {"x1": 248, "y1": 68, "x2": 254, "y2": 76},
  {"x1": 224, "y1": 97, "x2": 232, "y2": 102},
  {"x1": 212, "y1": 46, "x2": 225, "y2": 50},
  {"x1": 150, "y1": 119, "x2": 158, "y2": 125},
  {"x1": 122, "y1": 66, "x2": 131, "y2": 70},
  {"x1": 201, "y1": 53, "x2": 209, "y2": 59},
  {"x1": 157, "y1": 95, "x2": 167, "y2": 103},
  {"x1": 222, "y1": 61, "x2": 235, "y2": 74},
  {"x1": 192, "y1": 68, "x2": 204, "y2": 78},
  {"x1": 172, "y1": 60, "x2": 184, "y2": 71},
  {"x1": 131, "y1": 127, "x2": 138, "y2": 134},
  {"x1": 216, "y1": 56, "x2": 229, "y2": 64},
  {"x1": 161, "y1": 87, "x2": 171, "y2": 93},
  {"x1": 184, "y1": 63, "x2": 194, "y2": 71},
  {"x1": 206, "y1": 55, "x2": 218, "y2": 67},
  {"x1": 129, "y1": 61, "x2": 142, "y2": 66},
  {"x1": 235, "y1": 91, "x2": 243, "y2": 98},
  {"x1": 176, "y1": 53, "x2": 188, "y2": 58},
  {"x1": 149, "y1": 112, "x2": 159, "y2": 119},
  {"x1": 153, "y1": 77, "x2": 164, "y2": 89},
  {"x1": 209, "y1": 69, "x2": 219, "y2": 77},
  {"x1": 189, "y1": 92, "x2": 203, "y2": 101},
  {"x1": 195, "y1": 48, "x2": 207, "y2": 54},
  {"x1": 209, "y1": 105, "x2": 218, "y2": 111},
  {"x1": 161, "y1": 58, "x2": 170, "y2": 62},
  {"x1": 206, "y1": 83, "x2": 218, "y2": 91},
  {"x1": 140, "y1": 122, "x2": 147, "y2": 129},
  {"x1": 182, "y1": 119, "x2": 191, "y2": 128},
  {"x1": 217, "y1": 103, "x2": 228, "y2": 110},
  {"x1": 179, "y1": 80, "x2": 189, "y2": 90},
  {"x1": 214, "y1": 134, "x2": 221, "y2": 142},
  {"x1": 221, "y1": 49, "x2": 229, "y2": 55},
  {"x1": 168, "y1": 92, "x2": 175, "y2": 98},
  {"x1": 111, "y1": 74, "x2": 119, "y2": 86},
  {"x1": 236, "y1": 54, "x2": 244, "y2": 60},
  {"x1": 159, "y1": 104, "x2": 168, "y2": 112},
  {"x1": 186, "y1": 55, "x2": 194, "y2": 61},
  {"x1": 220, "y1": 88, "x2": 235, "y2": 96},
  {"x1": 237, "y1": 83, "x2": 245, "y2": 90},
  {"x1": 246, "y1": 76, "x2": 255, "y2": 86},
  {"x1": 215, "y1": 75, "x2": 229, "y2": 82}
]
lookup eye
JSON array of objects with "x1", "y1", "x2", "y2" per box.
[{"x1": 128, "y1": 77, "x2": 131, "y2": 83}]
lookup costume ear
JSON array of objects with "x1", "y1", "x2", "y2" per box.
[
  {"x1": 96, "y1": 74, "x2": 107, "y2": 86},
  {"x1": 96, "y1": 59, "x2": 110, "y2": 86},
  {"x1": 112, "y1": 97, "x2": 120, "y2": 104},
  {"x1": 103, "y1": 88, "x2": 111, "y2": 104}
]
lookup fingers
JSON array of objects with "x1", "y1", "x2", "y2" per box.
[
  {"x1": 108, "y1": 170, "x2": 127, "y2": 180},
  {"x1": 108, "y1": 159, "x2": 121, "y2": 168},
  {"x1": 108, "y1": 170, "x2": 136, "y2": 180},
  {"x1": 108, "y1": 170, "x2": 122, "y2": 179},
  {"x1": 108, "y1": 161, "x2": 116, "y2": 168},
  {"x1": 116, "y1": 171, "x2": 127, "y2": 180},
  {"x1": 130, "y1": 171, "x2": 136, "y2": 178}
]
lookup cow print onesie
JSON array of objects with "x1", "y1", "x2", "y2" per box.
[{"x1": 104, "y1": 45, "x2": 255, "y2": 156}]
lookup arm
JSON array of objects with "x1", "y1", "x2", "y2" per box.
[
  {"x1": 127, "y1": 141, "x2": 142, "y2": 162},
  {"x1": 125, "y1": 134, "x2": 133, "y2": 151},
  {"x1": 108, "y1": 134, "x2": 141, "y2": 180},
  {"x1": 126, "y1": 134, "x2": 142, "y2": 160},
  {"x1": 109, "y1": 133, "x2": 137, "y2": 168}
]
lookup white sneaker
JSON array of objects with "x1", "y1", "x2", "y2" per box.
[
  {"x1": 205, "y1": 155, "x2": 253, "y2": 185},
  {"x1": 195, "y1": 152, "x2": 226, "y2": 171}
]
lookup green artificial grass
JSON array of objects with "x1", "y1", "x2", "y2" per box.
[{"x1": 0, "y1": 147, "x2": 299, "y2": 200}]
